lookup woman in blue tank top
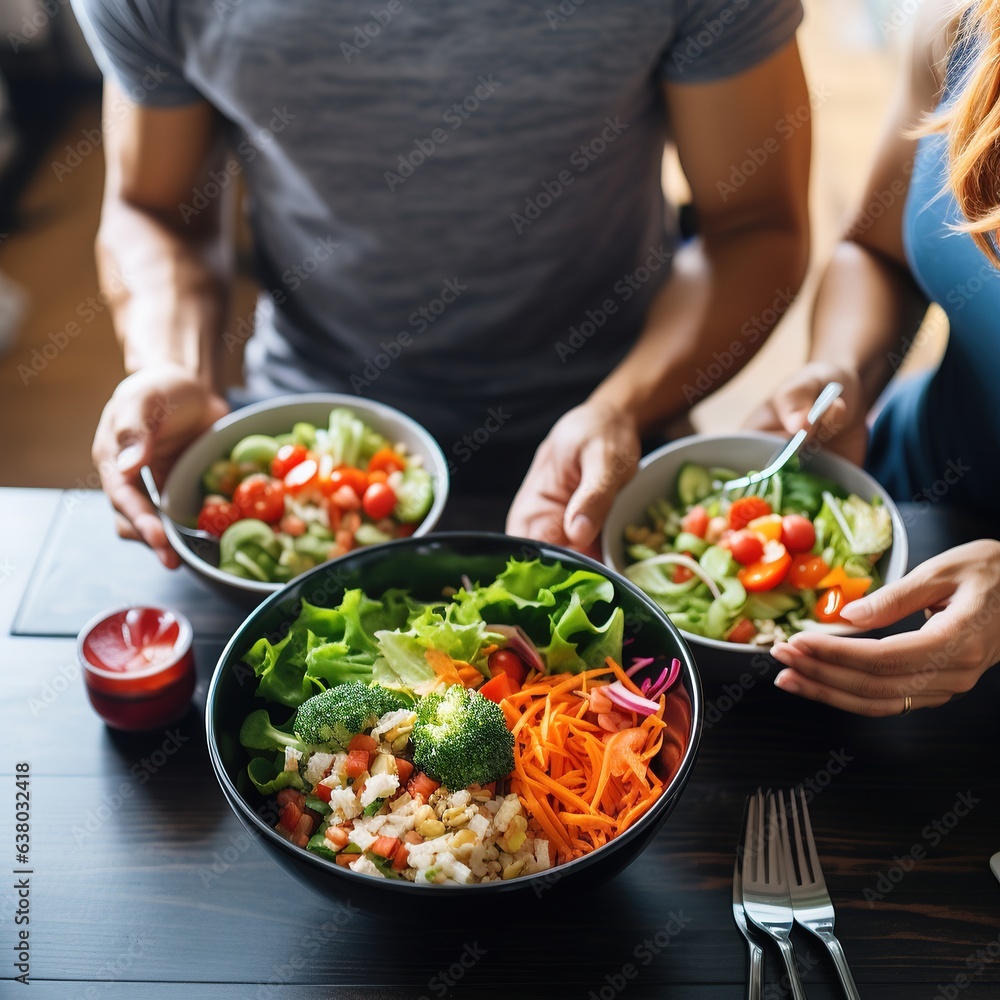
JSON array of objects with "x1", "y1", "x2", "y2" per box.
[{"x1": 749, "y1": 0, "x2": 1000, "y2": 716}]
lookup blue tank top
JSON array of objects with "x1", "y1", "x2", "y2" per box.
[{"x1": 867, "y1": 30, "x2": 999, "y2": 516}]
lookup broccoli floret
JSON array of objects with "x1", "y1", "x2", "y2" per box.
[
  {"x1": 239, "y1": 709, "x2": 311, "y2": 754},
  {"x1": 411, "y1": 686, "x2": 514, "y2": 790},
  {"x1": 294, "y1": 682, "x2": 410, "y2": 748}
]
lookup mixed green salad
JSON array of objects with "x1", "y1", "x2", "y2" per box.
[
  {"x1": 196, "y1": 407, "x2": 434, "y2": 584},
  {"x1": 234, "y1": 557, "x2": 665, "y2": 884},
  {"x1": 622, "y1": 460, "x2": 893, "y2": 646}
]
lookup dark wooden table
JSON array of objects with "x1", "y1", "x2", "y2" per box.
[{"x1": 3, "y1": 488, "x2": 1000, "y2": 998}]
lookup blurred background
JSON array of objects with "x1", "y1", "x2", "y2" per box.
[{"x1": 0, "y1": 0, "x2": 946, "y2": 488}]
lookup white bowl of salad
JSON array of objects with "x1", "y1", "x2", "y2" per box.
[
  {"x1": 602, "y1": 432, "x2": 908, "y2": 654},
  {"x1": 161, "y1": 394, "x2": 449, "y2": 601}
]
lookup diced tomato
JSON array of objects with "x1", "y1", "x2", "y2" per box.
[
  {"x1": 726, "y1": 618, "x2": 758, "y2": 644},
  {"x1": 394, "y1": 757, "x2": 414, "y2": 786},
  {"x1": 370, "y1": 835, "x2": 401, "y2": 860},
  {"x1": 345, "y1": 749, "x2": 370, "y2": 778},
  {"x1": 488, "y1": 649, "x2": 526, "y2": 686},
  {"x1": 279, "y1": 801, "x2": 303, "y2": 833},
  {"x1": 325, "y1": 500, "x2": 343, "y2": 532},
  {"x1": 781, "y1": 514, "x2": 816, "y2": 554},
  {"x1": 367, "y1": 469, "x2": 389, "y2": 485},
  {"x1": 275, "y1": 788, "x2": 304, "y2": 808},
  {"x1": 815, "y1": 585, "x2": 846, "y2": 623},
  {"x1": 331, "y1": 484, "x2": 362, "y2": 512},
  {"x1": 279, "y1": 514, "x2": 307, "y2": 537},
  {"x1": 232, "y1": 474, "x2": 286, "y2": 523},
  {"x1": 406, "y1": 771, "x2": 440, "y2": 802},
  {"x1": 313, "y1": 781, "x2": 334, "y2": 803},
  {"x1": 729, "y1": 496, "x2": 772, "y2": 531},
  {"x1": 342, "y1": 511, "x2": 363, "y2": 534},
  {"x1": 283, "y1": 458, "x2": 319, "y2": 495},
  {"x1": 271, "y1": 443, "x2": 308, "y2": 479},
  {"x1": 737, "y1": 545, "x2": 792, "y2": 592},
  {"x1": 403, "y1": 831, "x2": 424, "y2": 845},
  {"x1": 680, "y1": 505, "x2": 709, "y2": 538},
  {"x1": 348, "y1": 734, "x2": 378, "y2": 754},
  {"x1": 673, "y1": 558, "x2": 695, "y2": 584},
  {"x1": 335, "y1": 528, "x2": 356, "y2": 553},
  {"x1": 729, "y1": 530, "x2": 765, "y2": 566},
  {"x1": 197, "y1": 497, "x2": 241, "y2": 537},
  {"x1": 335, "y1": 853, "x2": 361, "y2": 867},
  {"x1": 392, "y1": 843, "x2": 411, "y2": 871},
  {"x1": 368, "y1": 447, "x2": 407, "y2": 475},
  {"x1": 293, "y1": 813, "x2": 315, "y2": 847},
  {"x1": 789, "y1": 554, "x2": 830, "y2": 590},
  {"x1": 478, "y1": 671, "x2": 519, "y2": 704},
  {"x1": 362, "y1": 481, "x2": 397, "y2": 520},
  {"x1": 748, "y1": 513, "x2": 784, "y2": 541},
  {"x1": 324, "y1": 826, "x2": 350, "y2": 850},
  {"x1": 329, "y1": 466, "x2": 368, "y2": 499}
]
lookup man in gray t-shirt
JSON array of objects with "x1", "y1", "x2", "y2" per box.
[{"x1": 76, "y1": 0, "x2": 809, "y2": 563}]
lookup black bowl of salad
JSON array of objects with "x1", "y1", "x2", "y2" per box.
[
  {"x1": 602, "y1": 432, "x2": 909, "y2": 657},
  {"x1": 160, "y1": 393, "x2": 450, "y2": 606},
  {"x1": 206, "y1": 532, "x2": 702, "y2": 909}
]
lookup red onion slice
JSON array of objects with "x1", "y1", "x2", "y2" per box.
[
  {"x1": 605, "y1": 680, "x2": 662, "y2": 716},
  {"x1": 484, "y1": 623, "x2": 546, "y2": 673}
]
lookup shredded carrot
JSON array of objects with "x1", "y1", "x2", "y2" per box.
[{"x1": 507, "y1": 659, "x2": 687, "y2": 864}]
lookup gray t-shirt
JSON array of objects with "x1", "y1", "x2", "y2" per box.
[{"x1": 74, "y1": 0, "x2": 802, "y2": 461}]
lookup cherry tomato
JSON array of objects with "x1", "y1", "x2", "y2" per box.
[
  {"x1": 270, "y1": 443, "x2": 308, "y2": 479},
  {"x1": 328, "y1": 467, "x2": 368, "y2": 499},
  {"x1": 788, "y1": 554, "x2": 830, "y2": 590},
  {"x1": 781, "y1": 514, "x2": 816, "y2": 554},
  {"x1": 728, "y1": 496, "x2": 772, "y2": 531},
  {"x1": 367, "y1": 447, "x2": 407, "y2": 475},
  {"x1": 197, "y1": 496, "x2": 241, "y2": 537},
  {"x1": 729, "y1": 529, "x2": 765, "y2": 566},
  {"x1": 673, "y1": 563, "x2": 694, "y2": 584},
  {"x1": 815, "y1": 585, "x2": 846, "y2": 623},
  {"x1": 232, "y1": 474, "x2": 286, "y2": 523},
  {"x1": 680, "y1": 505, "x2": 709, "y2": 538},
  {"x1": 737, "y1": 545, "x2": 792, "y2": 592},
  {"x1": 488, "y1": 649, "x2": 526, "y2": 686},
  {"x1": 726, "y1": 618, "x2": 758, "y2": 644},
  {"x1": 748, "y1": 513, "x2": 783, "y2": 541},
  {"x1": 282, "y1": 457, "x2": 319, "y2": 494},
  {"x1": 362, "y1": 482, "x2": 397, "y2": 520}
]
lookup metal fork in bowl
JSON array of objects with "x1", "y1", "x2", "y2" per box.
[
  {"x1": 779, "y1": 788, "x2": 862, "y2": 1000},
  {"x1": 139, "y1": 465, "x2": 221, "y2": 566},
  {"x1": 741, "y1": 789, "x2": 809, "y2": 1000},
  {"x1": 721, "y1": 381, "x2": 843, "y2": 499}
]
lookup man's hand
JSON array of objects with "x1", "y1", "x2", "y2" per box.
[
  {"x1": 506, "y1": 401, "x2": 640, "y2": 555},
  {"x1": 93, "y1": 363, "x2": 229, "y2": 568},
  {"x1": 744, "y1": 361, "x2": 868, "y2": 467},
  {"x1": 770, "y1": 540, "x2": 1000, "y2": 716}
]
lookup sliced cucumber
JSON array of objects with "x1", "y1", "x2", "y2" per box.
[
  {"x1": 699, "y1": 545, "x2": 735, "y2": 583},
  {"x1": 676, "y1": 462, "x2": 714, "y2": 506},
  {"x1": 230, "y1": 434, "x2": 281, "y2": 468},
  {"x1": 673, "y1": 531, "x2": 708, "y2": 557},
  {"x1": 354, "y1": 523, "x2": 393, "y2": 547},
  {"x1": 394, "y1": 467, "x2": 434, "y2": 523}
]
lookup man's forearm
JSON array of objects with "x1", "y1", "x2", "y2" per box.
[
  {"x1": 589, "y1": 224, "x2": 809, "y2": 431},
  {"x1": 96, "y1": 197, "x2": 231, "y2": 384},
  {"x1": 807, "y1": 240, "x2": 928, "y2": 409}
]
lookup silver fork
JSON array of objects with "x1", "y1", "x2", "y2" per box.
[
  {"x1": 733, "y1": 857, "x2": 763, "y2": 999},
  {"x1": 741, "y1": 789, "x2": 808, "y2": 1000},
  {"x1": 779, "y1": 788, "x2": 862, "y2": 1000},
  {"x1": 721, "y1": 381, "x2": 843, "y2": 499}
]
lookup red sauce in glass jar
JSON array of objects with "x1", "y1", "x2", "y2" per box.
[{"x1": 78, "y1": 607, "x2": 195, "y2": 731}]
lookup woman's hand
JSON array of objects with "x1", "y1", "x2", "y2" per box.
[
  {"x1": 744, "y1": 361, "x2": 868, "y2": 467},
  {"x1": 93, "y1": 363, "x2": 229, "y2": 567},
  {"x1": 770, "y1": 540, "x2": 1000, "y2": 716},
  {"x1": 506, "y1": 401, "x2": 641, "y2": 556}
]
